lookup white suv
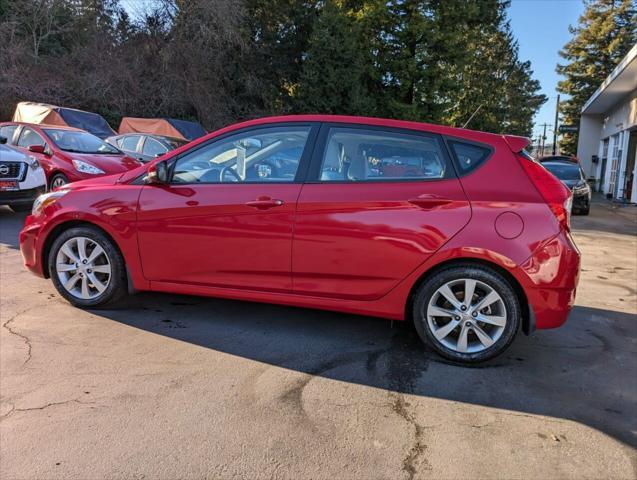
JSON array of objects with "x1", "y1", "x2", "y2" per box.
[{"x1": 0, "y1": 136, "x2": 46, "y2": 212}]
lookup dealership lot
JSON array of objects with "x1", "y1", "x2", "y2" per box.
[{"x1": 1, "y1": 198, "x2": 636, "y2": 479}]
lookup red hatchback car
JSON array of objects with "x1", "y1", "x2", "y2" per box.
[
  {"x1": 0, "y1": 122, "x2": 140, "y2": 190},
  {"x1": 19, "y1": 115, "x2": 580, "y2": 363}
]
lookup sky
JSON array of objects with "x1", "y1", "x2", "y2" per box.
[
  {"x1": 121, "y1": 0, "x2": 586, "y2": 141},
  {"x1": 508, "y1": 0, "x2": 585, "y2": 141}
]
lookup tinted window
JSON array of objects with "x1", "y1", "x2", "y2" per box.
[
  {"x1": 172, "y1": 126, "x2": 310, "y2": 184},
  {"x1": 120, "y1": 135, "x2": 141, "y2": 152},
  {"x1": 0, "y1": 126, "x2": 18, "y2": 144},
  {"x1": 448, "y1": 140, "x2": 491, "y2": 174},
  {"x1": 543, "y1": 162, "x2": 582, "y2": 181},
  {"x1": 142, "y1": 138, "x2": 167, "y2": 157},
  {"x1": 320, "y1": 128, "x2": 447, "y2": 181}
]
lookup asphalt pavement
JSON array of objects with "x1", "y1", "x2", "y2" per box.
[{"x1": 1, "y1": 197, "x2": 636, "y2": 479}]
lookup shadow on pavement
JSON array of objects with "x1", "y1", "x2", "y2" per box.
[
  {"x1": 94, "y1": 292, "x2": 637, "y2": 448},
  {"x1": 2, "y1": 200, "x2": 635, "y2": 448},
  {"x1": 0, "y1": 207, "x2": 27, "y2": 249}
]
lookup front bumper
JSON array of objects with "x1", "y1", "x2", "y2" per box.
[
  {"x1": 20, "y1": 214, "x2": 47, "y2": 277},
  {"x1": 1, "y1": 187, "x2": 44, "y2": 206},
  {"x1": 518, "y1": 230, "x2": 581, "y2": 329},
  {"x1": 572, "y1": 190, "x2": 590, "y2": 209}
]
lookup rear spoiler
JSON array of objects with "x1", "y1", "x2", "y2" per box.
[{"x1": 502, "y1": 135, "x2": 531, "y2": 153}]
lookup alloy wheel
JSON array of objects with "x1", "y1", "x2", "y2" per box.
[
  {"x1": 51, "y1": 176, "x2": 67, "y2": 189},
  {"x1": 425, "y1": 278, "x2": 507, "y2": 354},
  {"x1": 55, "y1": 236, "x2": 112, "y2": 300}
]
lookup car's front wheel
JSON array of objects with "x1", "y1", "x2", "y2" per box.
[
  {"x1": 49, "y1": 173, "x2": 68, "y2": 190},
  {"x1": 48, "y1": 226, "x2": 127, "y2": 308},
  {"x1": 412, "y1": 265, "x2": 520, "y2": 364}
]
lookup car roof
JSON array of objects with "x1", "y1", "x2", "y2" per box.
[
  {"x1": 202, "y1": 114, "x2": 527, "y2": 148},
  {"x1": 539, "y1": 155, "x2": 578, "y2": 163},
  {"x1": 0, "y1": 122, "x2": 84, "y2": 133},
  {"x1": 120, "y1": 133, "x2": 183, "y2": 141}
]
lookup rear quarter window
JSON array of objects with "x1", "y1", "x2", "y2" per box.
[{"x1": 447, "y1": 140, "x2": 492, "y2": 175}]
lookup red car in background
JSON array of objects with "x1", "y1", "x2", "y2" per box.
[
  {"x1": 0, "y1": 122, "x2": 140, "y2": 190},
  {"x1": 19, "y1": 115, "x2": 580, "y2": 364}
]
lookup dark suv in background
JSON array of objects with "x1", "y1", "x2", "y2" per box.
[{"x1": 539, "y1": 155, "x2": 591, "y2": 215}]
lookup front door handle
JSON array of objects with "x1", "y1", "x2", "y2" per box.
[
  {"x1": 408, "y1": 195, "x2": 453, "y2": 210},
  {"x1": 245, "y1": 197, "x2": 284, "y2": 210}
]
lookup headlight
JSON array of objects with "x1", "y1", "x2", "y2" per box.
[
  {"x1": 72, "y1": 159, "x2": 104, "y2": 175},
  {"x1": 32, "y1": 190, "x2": 69, "y2": 216},
  {"x1": 573, "y1": 181, "x2": 588, "y2": 193},
  {"x1": 29, "y1": 159, "x2": 40, "y2": 170}
]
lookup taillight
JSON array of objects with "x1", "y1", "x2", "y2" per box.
[{"x1": 517, "y1": 155, "x2": 572, "y2": 231}]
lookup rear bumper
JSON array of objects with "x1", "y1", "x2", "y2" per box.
[{"x1": 518, "y1": 231, "x2": 580, "y2": 329}]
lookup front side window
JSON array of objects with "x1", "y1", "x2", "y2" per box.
[
  {"x1": 17, "y1": 127, "x2": 45, "y2": 148},
  {"x1": 172, "y1": 126, "x2": 310, "y2": 184},
  {"x1": 0, "y1": 126, "x2": 18, "y2": 144},
  {"x1": 43, "y1": 128, "x2": 119, "y2": 154},
  {"x1": 319, "y1": 128, "x2": 447, "y2": 181},
  {"x1": 142, "y1": 138, "x2": 167, "y2": 157}
]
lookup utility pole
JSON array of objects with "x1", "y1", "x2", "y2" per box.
[
  {"x1": 552, "y1": 94, "x2": 560, "y2": 155},
  {"x1": 538, "y1": 123, "x2": 549, "y2": 157}
]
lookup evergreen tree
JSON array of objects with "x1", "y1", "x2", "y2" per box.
[
  {"x1": 447, "y1": 2, "x2": 546, "y2": 136},
  {"x1": 244, "y1": 0, "x2": 321, "y2": 112},
  {"x1": 557, "y1": 0, "x2": 636, "y2": 154},
  {"x1": 294, "y1": 1, "x2": 374, "y2": 115}
]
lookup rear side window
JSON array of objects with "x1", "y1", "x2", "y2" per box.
[
  {"x1": 120, "y1": 135, "x2": 141, "y2": 152},
  {"x1": 319, "y1": 128, "x2": 448, "y2": 181},
  {"x1": 0, "y1": 126, "x2": 18, "y2": 144},
  {"x1": 448, "y1": 140, "x2": 491, "y2": 174}
]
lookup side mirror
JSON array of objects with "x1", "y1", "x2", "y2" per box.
[
  {"x1": 0, "y1": 136, "x2": 6, "y2": 145},
  {"x1": 28, "y1": 145, "x2": 46, "y2": 154},
  {"x1": 145, "y1": 160, "x2": 168, "y2": 184}
]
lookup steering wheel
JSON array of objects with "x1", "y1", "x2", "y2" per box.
[{"x1": 220, "y1": 165, "x2": 241, "y2": 183}]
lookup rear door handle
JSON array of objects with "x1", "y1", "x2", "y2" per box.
[
  {"x1": 408, "y1": 196, "x2": 453, "y2": 210},
  {"x1": 245, "y1": 197, "x2": 284, "y2": 210}
]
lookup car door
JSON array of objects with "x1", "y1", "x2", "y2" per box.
[
  {"x1": 292, "y1": 124, "x2": 471, "y2": 300},
  {"x1": 136, "y1": 123, "x2": 318, "y2": 292},
  {"x1": 14, "y1": 127, "x2": 52, "y2": 177}
]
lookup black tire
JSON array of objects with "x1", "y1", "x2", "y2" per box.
[
  {"x1": 49, "y1": 173, "x2": 68, "y2": 190},
  {"x1": 412, "y1": 264, "x2": 520, "y2": 364},
  {"x1": 48, "y1": 226, "x2": 127, "y2": 308},
  {"x1": 9, "y1": 204, "x2": 32, "y2": 212},
  {"x1": 580, "y1": 205, "x2": 590, "y2": 216}
]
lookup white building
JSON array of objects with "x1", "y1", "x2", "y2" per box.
[{"x1": 577, "y1": 43, "x2": 637, "y2": 203}]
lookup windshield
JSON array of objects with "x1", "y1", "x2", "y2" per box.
[
  {"x1": 44, "y1": 128, "x2": 119, "y2": 154},
  {"x1": 543, "y1": 162, "x2": 582, "y2": 181}
]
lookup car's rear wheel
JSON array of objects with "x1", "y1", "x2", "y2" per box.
[
  {"x1": 48, "y1": 226, "x2": 127, "y2": 307},
  {"x1": 49, "y1": 173, "x2": 68, "y2": 190},
  {"x1": 412, "y1": 265, "x2": 520, "y2": 364}
]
